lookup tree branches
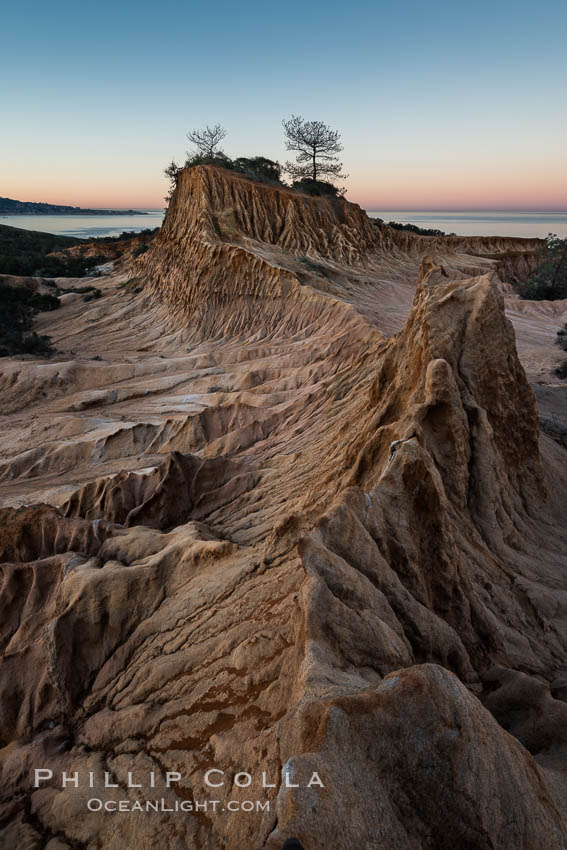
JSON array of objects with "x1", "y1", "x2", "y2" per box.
[
  {"x1": 186, "y1": 124, "x2": 227, "y2": 158},
  {"x1": 164, "y1": 116, "x2": 348, "y2": 202},
  {"x1": 282, "y1": 115, "x2": 346, "y2": 186}
]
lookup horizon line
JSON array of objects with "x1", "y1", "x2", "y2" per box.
[
  {"x1": 3, "y1": 204, "x2": 567, "y2": 214},
  {"x1": 3, "y1": 194, "x2": 567, "y2": 215},
  {"x1": 363, "y1": 208, "x2": 567, "y2": 213}
]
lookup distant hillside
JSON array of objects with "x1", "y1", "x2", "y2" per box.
[
  {"x1": 0, "y1": 223, "x2": 157, "y2": 277},
  {"x1": 0, "y1": 224, "x2": 84, "y2": 276},
  {"x1": 0, "y1": 197, "x2": 146, "y2": 216}
]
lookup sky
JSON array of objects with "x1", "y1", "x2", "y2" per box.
[{"x1": 1, "y1": 0, "x2": 566, "y2": 211}]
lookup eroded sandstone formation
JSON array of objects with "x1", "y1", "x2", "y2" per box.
[{"x1": 0, "y1": 166, "x2": 566, "y2": 849}]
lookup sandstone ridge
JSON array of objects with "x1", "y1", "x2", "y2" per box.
[{"x1": 138, "y1": 166, "x2": 542, "y2": 337}]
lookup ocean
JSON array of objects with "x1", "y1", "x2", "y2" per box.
[
  {"x1": 0, "y1": 210, "x2": 165, "y2": 239},
  {"x1": 2, "y1": 209, "x2": 566, "y2": 240},
  {"x1": 366, "y1": 211, "x2": 567, "y2": 239}
]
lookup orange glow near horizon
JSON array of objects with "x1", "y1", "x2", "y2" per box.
[
  {"x1": 0, "y1": 178, "x2": 165, "y2": 210},
  {"x1": 2, "y1": 160, "x2": 566, "y2": 213},
  {"x1": 3, "y1": 0, "x2": 567, "y2": 220},
  {"x1": 347, "y1": 161, "x2": 567, "y2": 211}
]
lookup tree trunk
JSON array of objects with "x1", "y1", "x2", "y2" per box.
[{"x1": 312, "y1": 147, "x2": 317, "y2": 181}]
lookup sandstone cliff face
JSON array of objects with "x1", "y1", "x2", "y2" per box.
[
  {"x1": 138, "y1": 166, "x2": 398, "y2": 338},
  {"x1": 0, "y1": 167, "x2": 566, "y2": 850},
  {"x1": 138, "y1": 167, "x2": 542, "y2": 336}
]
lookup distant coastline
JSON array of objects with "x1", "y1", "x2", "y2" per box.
[
  {"x1": 366, "y1": 210, "x2": 567, "y2": 239},
  {"x1": 0, "y1": 210, "x2": 165, "y2": 239},
  {"x1": 0, "y1": 197, "x2": 147, "y2": 216}
]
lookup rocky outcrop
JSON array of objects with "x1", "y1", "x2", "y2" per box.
[
  {"x1": 137, "y1": 166, "x2": 398, "y2": 337},
  {"x1": 1, "y1": 167, "x2": 566, "y2": 850},
  {"x1": 61, "y1": 451, "x2": 259, "y2": 530},
  {"x1": 387, "y1": 228, "x2": 542, "y2": 283},
  {"x1": 137, "y1": 167, "x2": 543, "y2": 338},
  {"x1": 270, "y1": 665, "x2": 567, "y2": 850}
]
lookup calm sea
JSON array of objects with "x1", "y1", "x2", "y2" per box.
[
  {"x1": 367, "y1": 211, "x2": 567, "y2": 239},
  {"x1": 0, "y1": 210, "x2": 165, "y2": 239},
  {"x1": 2, "y1": 209, "x2": 566, "y2": 240}
]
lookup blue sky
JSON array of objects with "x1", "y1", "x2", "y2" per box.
[{"x1": 1, "y1": 0, "x2": 566, "y2": 209}]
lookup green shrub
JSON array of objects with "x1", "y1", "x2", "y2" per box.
[
  {"x1": 0, "y1": 281, "x2": 59, "y2": 357},
  {"x1": 519, "y1": 234, "x2": 567, "y2": 300},
  {"x1": 233, "y1": 157, "x2": 283, "y2": 184},
  {"x1": 83, "y1": 288, "x2": 102, "y2": 301},
  {"x1": 183, "y1": 153, "x2": 284, "y2": 187},
  {"x1": 184, "y1": 152, "x2": 237, "y2": 171},
  {"x1": 384, "y1": 221, "x2": 448, "y2": 237},
  {"x1": 20, "y1": 332, "x2": 54, "y2": 356},
  {"x1": 291, "y1": 179, "x2": 342, "y2": 198}
]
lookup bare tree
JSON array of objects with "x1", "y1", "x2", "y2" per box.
[
  {"x1": 186, "y1": 124, "x2": 227, "y2": 158},
  {"x1": 282, "y1": 115, "x2": 346, "y2": 185}
]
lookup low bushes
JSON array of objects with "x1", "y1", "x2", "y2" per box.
[{"x1": 0, "y1": 281, "x2": 59, "y2": 357}]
